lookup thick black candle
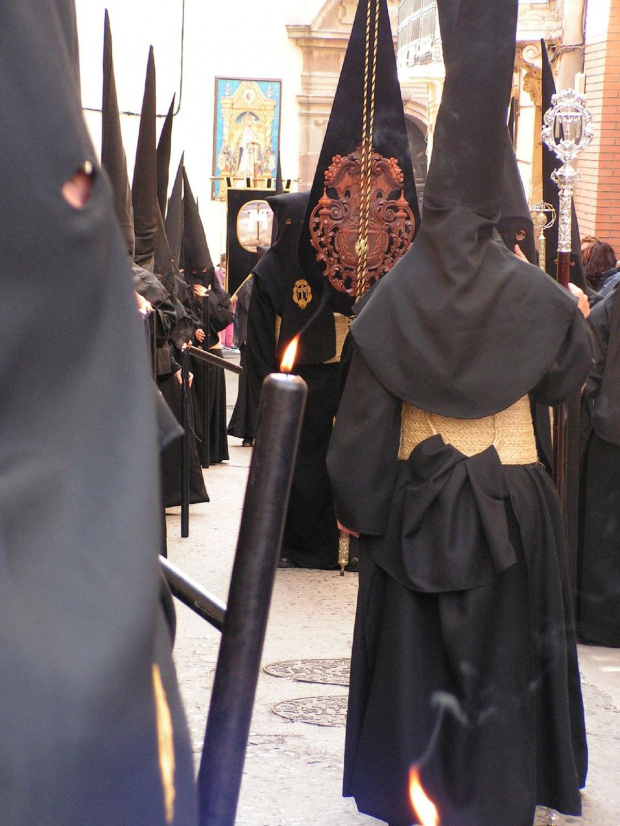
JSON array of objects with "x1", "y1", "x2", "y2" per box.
[{"x1": 198, "y1": 371, "x2": 307, "y2": 826}]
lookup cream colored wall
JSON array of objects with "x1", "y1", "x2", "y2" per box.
[{"x1": 76, "y1": 0, "x2": 307, "y2": 260}]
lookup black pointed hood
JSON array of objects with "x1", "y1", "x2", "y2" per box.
[
  {"x1": 156, "y1": 95, "x2": 175, "y2": 217},
  {"x1": 182, "y1": 168, "x2": 215, "y2": 285},
  {"x1": 165, "y1": 154, "x2": 184, "y2": 268},
  {"x1": 154, "y1": 204, "x2": 176, "y2": 293},
  {"x1": 352, "y1": 0, "x2": 580, "y2": 419},
  {"x1": 254, "y1": 191, "x2": 310, "y2": 320},
  {"x1": 298, "y1": 0, "x2": 419, "y2": 315},
  {"x1": 541, "y1": 40, "x2": 588, "y2": 291},
  {"x1": 0, "y1": 1, "x2": 197, "y2": 818},
  {"x1": 132, "y1": 47, "x2": 158, "y2": 271},
  {"x1": 498, "y1": 130, "x2": 537, "y2": 264},
  {"x1": 101, "y1": 11, "x2": 135, "y2": 258},
  {"x1": 55, "y1": 0, "x2": 81, "y2": 90}
]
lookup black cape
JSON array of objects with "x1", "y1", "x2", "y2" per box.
[
  {"x1": 0, "y1": 2, "x2": 196, "y2": 821},
  {"x1": 578, "y1": 286, "x2": 620, "y2": 646},
  {"x1": 352, "y1": 2, "x2": 585, "y2": 420}
]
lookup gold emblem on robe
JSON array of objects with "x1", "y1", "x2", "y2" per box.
[{"x1": 292, "y1": 279, "x2": 313, "y2": 310}]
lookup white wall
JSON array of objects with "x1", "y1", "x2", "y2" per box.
[{"x1": 76, "y1": 0, "x2": 307, "y2": 260}]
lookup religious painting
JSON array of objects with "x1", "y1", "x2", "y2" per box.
[{"x1": 212, "y1": 78, "x2": 282, "y2": 199}]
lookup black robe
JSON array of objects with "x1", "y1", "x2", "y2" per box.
[
  {"x1": 227, "y1": 277, "x2": 257, "y2": 442},
  {"x1": 247, "y1": 274, "x2": 340, "y2": 569},
  {"x1": 578, "y1": 286, "x2": 620, "y2": 647},
  {"x1": 190, "y1": 285, "x2": 232, "y2": 466},
  {"x1": 328, "y1": 310, "x2": 591, "y2": 825},
  {"x1": 0, "y1": 2, "x2": 197, "y2": 821}
]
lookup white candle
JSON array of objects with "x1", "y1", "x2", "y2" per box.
[{"x1": 575, "y1": 72, "x2": 586, "y2": 96}]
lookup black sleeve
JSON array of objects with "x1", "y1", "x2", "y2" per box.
[
  {"x1": 530, "y1": 307, "x2": 595, "y2": 407},
  {"x1": 247, "y1": 277, "x2": 278, "y2": 383},
  {"x1": 327, "y1": 347, "x2": 401, "y2": 536}
]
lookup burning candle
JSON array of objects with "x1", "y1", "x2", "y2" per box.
[
  {"x1": 197, "y1": 342, "x2": 307, "y2": 826},
  {"x1": 409, "y1": 767, "x2": 440, "y2": 826}
]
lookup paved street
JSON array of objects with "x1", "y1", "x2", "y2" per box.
[{"x1": 166, "y1": 363, "x2": 620, "y2": 825}]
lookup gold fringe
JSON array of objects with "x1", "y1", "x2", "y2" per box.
[{"x1": 152, "y1": 664, "x2": 176, "y2": 824}]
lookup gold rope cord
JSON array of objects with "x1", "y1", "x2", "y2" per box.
[{"x1": 355, "y1": 0, "x2": 380, "y2": 298}]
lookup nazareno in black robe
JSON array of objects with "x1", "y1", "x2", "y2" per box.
[
  {"x1": 327, "y1": 0, "x2": 592, "y2": 823},
  {"x1": 189, "y1": 279, "x2": 232, "y2": 466},
  {"x1": 247, "y1": 192, "x2": 341, "y2": 569},
  {"x1": 328, "y1": 329, "x2": 590, "y2": 826},
  {"x1": 227, "y1": 276, "x2": 256, "y2": 442},
  {"x1": 0, "y1": 2, "x2": 197, "y2": 821},
  {"x1": 578, "y1": 285, "x2": 620, "y2": 647}
]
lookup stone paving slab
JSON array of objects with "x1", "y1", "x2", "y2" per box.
[{"x1": 168, "y1": 435, "x2": 620, "y2": 826}]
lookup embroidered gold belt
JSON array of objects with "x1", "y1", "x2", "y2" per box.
[{"x1": 399, "y1": 395, "x2": 538, "y2": 465}]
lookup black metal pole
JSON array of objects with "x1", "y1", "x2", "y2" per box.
[
  {"x1": 187, "y1": 345, "x2": 243, "y2": 374},
  {"x1": 160, "y1": 556, "x2": 225, "y2": 632},
  {"x1": 197, "y1": 373, "x2": 307, "y2": 826},
  {"x1": 205, "y1": 297, "x2": 211, "y2": 469},
  {"x1": 150, "y1": 310, "x2": 157, "y2": 380},
  {"x1": 552, "y1": 250, "x2": 571, "y2": 512},
  {"x1": 181, "y1": 348, "x2": 190, "y2": 538}
]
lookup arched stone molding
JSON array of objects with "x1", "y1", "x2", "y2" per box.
[{"x1": 287, "y1": 0, "x2": 422, "y2": 189}]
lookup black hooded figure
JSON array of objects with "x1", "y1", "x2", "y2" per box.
[
  {"x1": 244, "y1": 191, "x2": 344, "y2": 569},
  {"x1": 578, "y1": 283, "x2": 620, "y2": 647},
  {"x1": 244, "y1": 0, "x2": 418, "y2": 570},
  {"x1": 327, "y1": 0, "x2": 592, "y2": 822},
  {"x1": 183, "y1": 169, "x2": 233, "y2": 466},
  {"x1": 0, "y1": 2, "x2": 198, "y2": 823}
]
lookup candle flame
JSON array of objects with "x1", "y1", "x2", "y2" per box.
[
  {"x1": 409, "y1": 767, "x2": 439, "y2": 826},
  {"x1": 280, "y1": 336, "x2": 299, "y2": 373}
]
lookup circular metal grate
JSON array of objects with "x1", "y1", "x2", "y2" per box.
[
  {"x1": 272, "y1": 696, "x2": 348, "y2": 727},
  {"x1": 264, "y1": 658, "x2": 351, "y2": 687}
]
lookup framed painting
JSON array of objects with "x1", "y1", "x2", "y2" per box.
[{"x1": 212, "y1": 78, "x2": 282, "y2": 200}]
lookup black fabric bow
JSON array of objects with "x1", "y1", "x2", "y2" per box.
[{"x1": 371, "y1": 435, "x2": 517, "y2": 592}]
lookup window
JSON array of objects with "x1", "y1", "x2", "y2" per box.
[{"x1": 397, "y1": 0, "x2": 439, "y2": 67}]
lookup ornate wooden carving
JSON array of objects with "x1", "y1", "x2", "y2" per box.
[{"x1": 309, "y1": 146, "x2": 416, "y2": 295}]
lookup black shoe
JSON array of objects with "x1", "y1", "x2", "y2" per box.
[
  {"x1": 345, "y1": 556, "x2": 360, "y2": 573},
  {"x1": 241, "y1": 438, "x2": 254, "y2": 447},
  {"x1": 277, "y1": 556, "x2": 300, "y2": 569}
]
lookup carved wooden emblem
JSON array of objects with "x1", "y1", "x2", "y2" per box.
[{"x1": 309, "y1": 146, "x2": 416, "y2": 296}]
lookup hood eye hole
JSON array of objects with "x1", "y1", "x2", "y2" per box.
[{"x1": 62, "y1": 161, "x2": 96, "y2": 209}]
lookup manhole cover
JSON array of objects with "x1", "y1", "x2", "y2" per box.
[
  {"x1": 272, "y1": 696, "x2": 348, "y2": 727},
  {"x1": 264, "y1": 658, "x2": 350, "y2": 686}
]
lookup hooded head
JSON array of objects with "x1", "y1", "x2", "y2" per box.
[
  {"x1": 132, "y1": 47, "x2": 158, "y2": 271},
  {"x1": 165, "y1": 154, "x2": 184, "y2": 269},
  {"x1": 182, "y1": 168, "x2": 216, "y2": 287},
  {"x1": 298, "y1": 0, "x2": 419, "y2": 312},
  {"x1": 253, "y1": 191, "x2": 310, "y2": 319},
  {"x1": 497, "y1": 132, "x2": 537, "y2": 264},
  {"x1": 351, "y1": 0, "x2": 580, "y2": 419},
  {"x1": 156, "y1": 95, "x2": 175, "y2": 217},
  {"x1": 101, "y1": 11, "x2": 135, "y2": 258}
]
